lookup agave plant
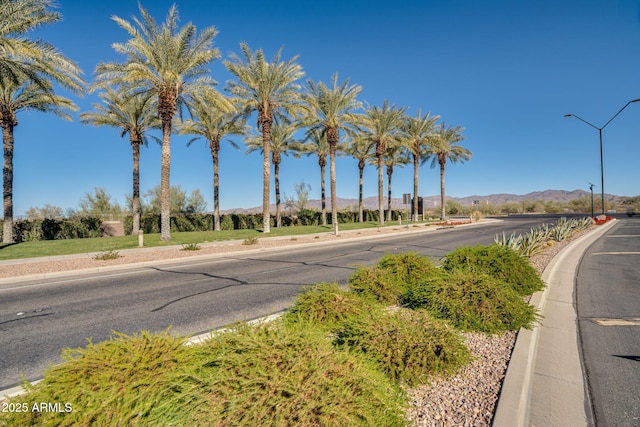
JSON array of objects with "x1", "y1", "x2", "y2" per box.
[
  {"x1": 519, "y1": 228, "x2": 549, "y2": 257},
  {"x1": 494, "y1": 232, "x2": 523, "y2": 251},
  {"x1": 550, "y1": 218, "x2": 574, "y2": 242}
]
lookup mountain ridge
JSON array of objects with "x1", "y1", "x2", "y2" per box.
[{"x1": 222, "y1": 189, "x2": 621, "y2": 214}]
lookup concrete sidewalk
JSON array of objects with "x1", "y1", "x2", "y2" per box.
[{"x1": 493, "y1": 220, "x2": 616, "y2": 426}]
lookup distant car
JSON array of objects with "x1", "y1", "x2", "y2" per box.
[{"x1": 626, "y1": 209, "x2": 636, "y2": 217}]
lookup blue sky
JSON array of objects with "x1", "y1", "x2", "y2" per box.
[{"x1": 11, "y1": 0, "x2": 640, "y2": 215}]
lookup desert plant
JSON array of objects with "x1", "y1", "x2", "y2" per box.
[
  {"x1": 349, "y1": 252, "x2": 438, "y2": 305},
  {"x1": 242, "y1": 236, "x2": 259, "y2": 245},
  {"x1": 404, "y1": 270, "x2": 541, "y2": 333},
  {"x1": 171, "y1": 322, "x2": 408, "y2": 426},
  {"x1": 1, "y1": 331, "x2": 190, "y2": 426},
  {"x1": 93, "y1": 250, "x2": 121, "y2": 260},
  {"x1": 518, "y1": 227, "x2": 549, "y2": 257},
  {"x1": 181, "y1": 243, "x2": 201, "y2": 251},
  {"x1": 442, "y1": 245, "x2": 544, "y2": 296},
  {"x1": 335, "y1": 308, "x2": 471, "y2": 386},
  {"x1": 550, "y1": 217, "x2": 574, "y2": 241},
  {"x1": 494, "y1": 231, "x2": 522, "y2": 251},
  {"x1": 284, "y1": 282, "x2": 379, "y2": 332}
]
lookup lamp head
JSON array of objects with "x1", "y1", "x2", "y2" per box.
[
  {"x1": 631, "y1": 98, "x2": 640, "y2": 103},
  {"x1": 563, "y1": 114, "x2": 573, "y2": 117}
]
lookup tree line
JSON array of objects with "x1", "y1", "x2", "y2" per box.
[{"x1": 0, "y1": 1, "x2": 472, "y2": 243}]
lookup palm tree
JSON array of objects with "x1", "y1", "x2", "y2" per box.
[
  {"x1": 179, "y1": 92, "x2": 247, "y2": 231},
  {"x1": 292, "y1": 128, "x2": 329, "y2": 225},
  {"x1": 0, "y1": 0, "x2": 83, "y2": 93},
  {"x1": 80, "y1": 87, "x2": 159, "y2": 235},
  {"x1": 344, "y1": 133, "x2": 374, "y2": 223},
  {"x1": 0, "y1": 73, "x2": 77, "y2": 242},
  {"x1": 95, "y1": 4, "x2": 220, "y2": 241},
  {"x1": 401, "y1": 109, "x2": 440, "y2": 220},
  {"x1": 225, "y1": 43, "x2": 304, "y2": 233},
  {"x1": 301, "y1": 73, "x2": 362, "y2": 235},
  {"x1": 382, "y1": 142, "x2": 410, "y2": 222},
  {"x1": 427, "y1": 123, "x2": 472, "y2": 220},
  {"x1": 245, "y1": 119, "x2": 299, "y2": 228},
  {"x1": 363, "y1": 100, "x2": 407, "y2": 225}
]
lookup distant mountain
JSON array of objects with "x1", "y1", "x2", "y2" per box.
[{"x1": 221, "y1": 189, "x2": 622, "y2": 214}]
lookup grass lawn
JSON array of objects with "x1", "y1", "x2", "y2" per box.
[{"x1": 0, "y1": 221, "x2": 433, "y2": 261}]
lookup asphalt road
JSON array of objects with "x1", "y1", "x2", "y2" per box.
[
  {"x1": 576, "y1": 217, "x2": 640, "y2": 427},
  {"x1": 0, "y1": 217, "x2": 555, "y2": 391}
]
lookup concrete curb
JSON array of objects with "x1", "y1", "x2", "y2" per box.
[{"x1": 492, "y1": 220, "x2": 617, "y2": 426}]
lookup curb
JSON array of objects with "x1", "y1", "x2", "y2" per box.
[{"x1": 492, "y1": 220, "x2": 617, "y2": 426}]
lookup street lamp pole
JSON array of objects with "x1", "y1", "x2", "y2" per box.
[
  {"x1": 589, "y1": 182, "x2": 595, "y2": 218},
  {"x1": 564, "y1": 98, "x2": 640, "y2": 215}
]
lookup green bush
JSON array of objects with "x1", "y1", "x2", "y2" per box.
[
  {"x1": 284, "y1": 282, "x2": 379, "y2": 331},
  {"x1": 349, "y1": 252, "x2": 438, "y2": 305},
  {"x1": 349, "y1": 266, "x2": 407, "y2": 305},
  {"x1": 441, "y1": 245, "x2": 545, "y2": 296},
  {"x1": 1, "y1": 331, "x2": 190, "y2": 426},
  {"x1": 404, "y1": 270, "x2": 541, "y2": 333},
  {"x1": 335, "y1": 308, "x2": 471, "y2": 386},
  {"x1": 170, "y1": 322, "x2": 408, "y2": 427}
]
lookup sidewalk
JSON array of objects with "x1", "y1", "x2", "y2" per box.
[{"x1": 493, "y1": 220, "x2": 616, "y2": 426}]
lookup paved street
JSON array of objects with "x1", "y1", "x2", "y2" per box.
[{"x1": 577, "y1": 217, "x2": 640, "y2": 427}]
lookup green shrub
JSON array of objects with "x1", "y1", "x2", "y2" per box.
[
  {"x1": 349, "y1": 266, "x2": 406, "y2": 305},
  {"x1": 377, "y1": 252, "x2": 438, "y2": 286},
  {"x1": 442, "y1": 245, "x2": 545, "y2": 296},
  {"x1": 1, "y1": 331, "x2": 190, "y2": 426},
  {"x1": 284, "y1": 282, "x2": 379, "y2": 331},
  {"x1": 168, "y1": 322, "x2": 408, "y2": 427},
  {"x1": 335, "y1": 308, "x2": 471, "y2": 386},
  {"x1": 404, "y1": 270, "x2": 541, "y2": 333},
  {"x1": 349, "y1": 252, "x2": 438, "y2": 305}
]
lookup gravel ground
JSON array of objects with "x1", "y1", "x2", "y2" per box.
[{"x1": 0, "y1": 222, "x2": 596, "y2": 425}]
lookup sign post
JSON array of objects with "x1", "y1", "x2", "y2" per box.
[{"x1": 403, "y1": 193, "x2": 411, "y2": 228}]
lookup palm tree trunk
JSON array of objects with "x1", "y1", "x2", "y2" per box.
[
  {"x1": 212, "y1": 147, "x2": 220, "y2": 231},
  {"x1": 131, "y1": 139, "x2": 141, "y2": 235},
  {"x1": 319, "y1": 155, "x2": 326, "y2": 226},
  {"x1": 377, "y1": 153, "x2": 384, "y2": 226},
  {"x1": 261, "y1": 117, "x2": 272, "y2": 233},
  {"x1": 440, "y1": 161, "x2": 446, "y2": 220},
  {"x1": 274, "y1": 159, "x2": 281, "y2": 228},
  {"x1": 358, "y1": 158, "x2": 365, "y2": 223},
  {"x1": 2, "y1": 121, "x2": 14, "y2": 243},
  {"x1": 160, "y1": 115, "x2": 172, "y2": 241},
  {"x1": 387, "y1": 165, "x2": 393, "y2": 222},
  {"x1": 412, "y1": 153, "x2": 419, "y2": 221},
  {"x1": 328, "y1": 127, "x2": 339, "y2": 235}
]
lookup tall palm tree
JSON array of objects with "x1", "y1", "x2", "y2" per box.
[
  {"x1": 363, "y1": 100, "x2": 407, "y2": 226},
  {"x1": 382, "y1": 141, "x2": 410, "y2": 222},
  {"x1": 95, "y1": 4, "x2": 220, "y2": 241},
  {"x1": 225, "y1": 43, "x2": 304, "y2": 233},
  {"x1": 427, "y1": 122, "x2": 472, "y2": 220},
  {"x1": 401, "y1": 109, "x2": 440, "y2": 220},
  {"x1": 245, "y1": 119, "x2": 299, "y2": 228},
  {"x1": 0, "y1": 73, "x2": 77, "y2": 242},
  {"x1": 301, "y1": 73, "x2": 362, "y2": 235},
  {"x1": 292, "y1": 128, "x2": 329, "y2": 225},
  {"x1": 179, "y1": 92, "x2": 246, "y2": 231},
  {"x1": 80, "y1": 87, "x2": 159, "y2": 235},
  {"x1": 0, "y1": 0, "x2": 83, "y2": 92},
  {"x1": 344, "y1": 133, "x2": 374, "y2": 223}
]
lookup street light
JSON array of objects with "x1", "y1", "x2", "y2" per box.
[
  {"x1": 588, "y1": 182, "x2": 595, "y2": 218},
  {"x1": 564, "y1": 98, "x2": 640, "y2": 215}
]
